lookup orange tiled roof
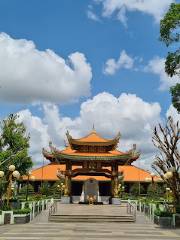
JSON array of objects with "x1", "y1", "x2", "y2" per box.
[
  {"x1": 74, "y1": 131, "x2": 110, "y2": 143},
  {"x1": 24, "y1": 163, "x2": 160, "y2": 182},
  {"x1": 66, "y1": 129, "x2": 121, "y2": 147},
  {"x1": 61, "y1": 146, "x2": 126, "y2": 156}
]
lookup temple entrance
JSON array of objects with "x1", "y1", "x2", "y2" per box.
[
  {"x1": 43, "y1": 128, "x2": 140, "y2": 204},
  {"x1": 84, "y1": 178, "x2": 99, "y2": 203}
]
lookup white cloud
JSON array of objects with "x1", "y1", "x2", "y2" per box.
[
  {"x1": 17, "y1": 109, "x2": 50, "y2": 165},
  {"x1": 166, "y1": 105, "x2": 179, "y2": 123},
  {"x1": 145, "y1": 57, "x2": 180, "y2": 90},
  {"x1": 96, "y1": 0, "x2": 174, "y2": 25},
  {"x1": 87, "y1": 4, "x2": 101, "y2": 22},
  {"x1": 87, "y1": 10, "x2": 100, "y2": 22},
  {"x1": 104, "y1": 50, "x2": 134, "y2": 75},
  {"x1": 0, "y1": 33, "x2": 92, "y2": 104},
  {"x1": 18, "y1": 92, "x2": 161, "y2": 169}
]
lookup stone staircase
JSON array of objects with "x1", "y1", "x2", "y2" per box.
[
  {"x1": 48, "y1": 204, "x2": 135, "y2": 223},
  {"x1": 49, "y1": 214, "x2": 135, "y2": 222}
]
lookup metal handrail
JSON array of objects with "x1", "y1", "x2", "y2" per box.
[
  {"x1": 127, "y1": 201, "x2": 136, "y2": 221},
  {"x1": 49, "y1": 201, "x2": 57, "y2": 217}
]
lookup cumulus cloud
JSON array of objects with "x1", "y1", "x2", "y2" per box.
[
  {"x1": 0, "y1": 33, "x2": 92, "y2": 104},
  {"x1": 87, "y1": 10, "x2": 100, "y2": 21},
  {"x1": 166, "y1": 105, "x2": 179, "y2": 123},
  {"x1": 95, "y1": 0, "x2": 174, "y2": 26},
  {"x1": 145, "y1": 57, "x2": 180, "y2": 90},
  {"x1": 17, "y1": 109, "x2": 50, "y2": 165},
  {"x1": 18, "y1": 92, "x2": 161, "y2": 168},
  {"x1": 104, "y1": 50, "x2": 134, "y2": 75}
]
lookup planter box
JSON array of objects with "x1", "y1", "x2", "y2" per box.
[
  {"x1": 111, "y1": 198, "x2": 121, "y2": 205},
  {"x1": 175, "y1": 214, "x2": 180, "y2": 228},
  {"x1": 14, "y1": 214, "x2": 30, "y2": 224},
  {"x1": 154, "y1": 215, "x2": 172, "y2": 228}
]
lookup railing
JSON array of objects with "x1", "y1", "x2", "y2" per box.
[
  {"x1": 127, "y1": 201, "x2": 136, "y2": 221},
  {"x1": 48, "y1": 200, "x2": 57, "y2": 217}
]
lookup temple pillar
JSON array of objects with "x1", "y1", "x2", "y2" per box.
[
  {"x1": 111, "y1": 163, "x2": 121, "y2": 204},
  {"x1": 62, "y1": 161, "x2": 72, "y2": 204},
  {"x1": 111, "y1": 165, "x2": 115, "y2": 197},
  {"x1": 64, "y1": 161, "x2": 72, "y2": 196}
]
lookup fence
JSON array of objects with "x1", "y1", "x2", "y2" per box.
[{"x1": 0, "y1": 198, "x2": 54, "y2": 225}]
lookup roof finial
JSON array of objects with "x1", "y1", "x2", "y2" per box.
[{"x1": 92, "y1": 124, "x2": 96, "y2": 133}]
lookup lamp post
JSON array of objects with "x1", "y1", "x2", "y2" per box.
[
  {"x1": 26, "y1": 172, "x2": 35, "y2": 201},
  {"x1": 26, "y1": 171, "x2": 31, "y2": 202},
  {"x1": 6, "y1": 165, "x2": 20, "y2": 206}
]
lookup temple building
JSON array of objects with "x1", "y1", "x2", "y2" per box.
[{"x1": 41, "y1": 128, "x2": 142, "y2": 203}]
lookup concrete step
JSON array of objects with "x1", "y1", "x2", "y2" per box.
[{"x1": 49, "y1": 214, "x2": 135, "y2": 223}]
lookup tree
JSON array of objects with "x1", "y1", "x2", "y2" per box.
[
  {"x1": 147, "y1": 183, "x2": 164, "y2": 199},
  {"x1": 170, "y1": 83, "x2": 180, "y2": 113},
  {"x1": 39, "y1": 182, "x2": 53, "y2": 196},
  {"x1": 129, "y1": 183, "x2": 144, "y2": 197},
  {"x1": 19, "y1": 184, "x2": 34, "y2": 195},
  {"x1": 152, "y1": 117, "x2": 180, "y2": 204},
  {"x1": 0, "y1": 114, "x2": 32, "y2": 176},
  {"x1": 160, "y1": 3, "x2": 180, "y2": 112}
]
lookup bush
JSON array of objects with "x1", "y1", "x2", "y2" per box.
[
  {"x1": 30, "y1": 193, "x2": 43, "y2": 201},
  {"x1": 13, "y1": 208, "x2": 31, "y2": 214},
  {"x1": 154, "y1": 209, "x2": 173, "y2": 217},
  {"x1": 1, "y1": 202, "x2": 11, "y2": 211}
]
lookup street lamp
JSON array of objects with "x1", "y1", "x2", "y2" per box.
[
  {"x1": 0, "y1": 171, "x2": 4, "y2": 178},
  {"x1": 25, "y1": 171, "x2": 35, "y2": 201},
  {"x1": 164, "y1": 171, "x2": 173, "y2": 180},
  {"x1": 6, "y1": 165, "x2": 20, "y2": 206}
]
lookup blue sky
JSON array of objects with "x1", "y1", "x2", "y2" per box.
[{"x1": 0, "y1": 0, "x2": 179, "y2": 169}]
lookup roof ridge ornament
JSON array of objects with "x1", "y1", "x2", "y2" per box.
[{"x1": 92, "y1": 124, "x2": 96, "y2": 133}]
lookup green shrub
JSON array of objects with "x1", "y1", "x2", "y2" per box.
[
  {"x1": 31, "y1": 194, "x2": 43, "y2": 201},
  {"x1": 154, "y1": 209, "x2": 173, "y2": 217},
  {"x1": 1, "y1": 203, "x2": 11, "y2": 211},
  {"x1": 13, "y1": 208, "x2": 31, "y2": 214},
  {"x1": 176, "y1": 205, "x2": 180, "y2": 213}
]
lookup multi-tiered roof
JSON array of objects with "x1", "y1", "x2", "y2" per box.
[{"x1": 42, "y1": 128, "x2": 140, "y2": 165}]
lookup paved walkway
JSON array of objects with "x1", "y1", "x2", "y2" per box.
[{"x1": 0, "y1": 204, "x2": 179, "y2": 240}]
